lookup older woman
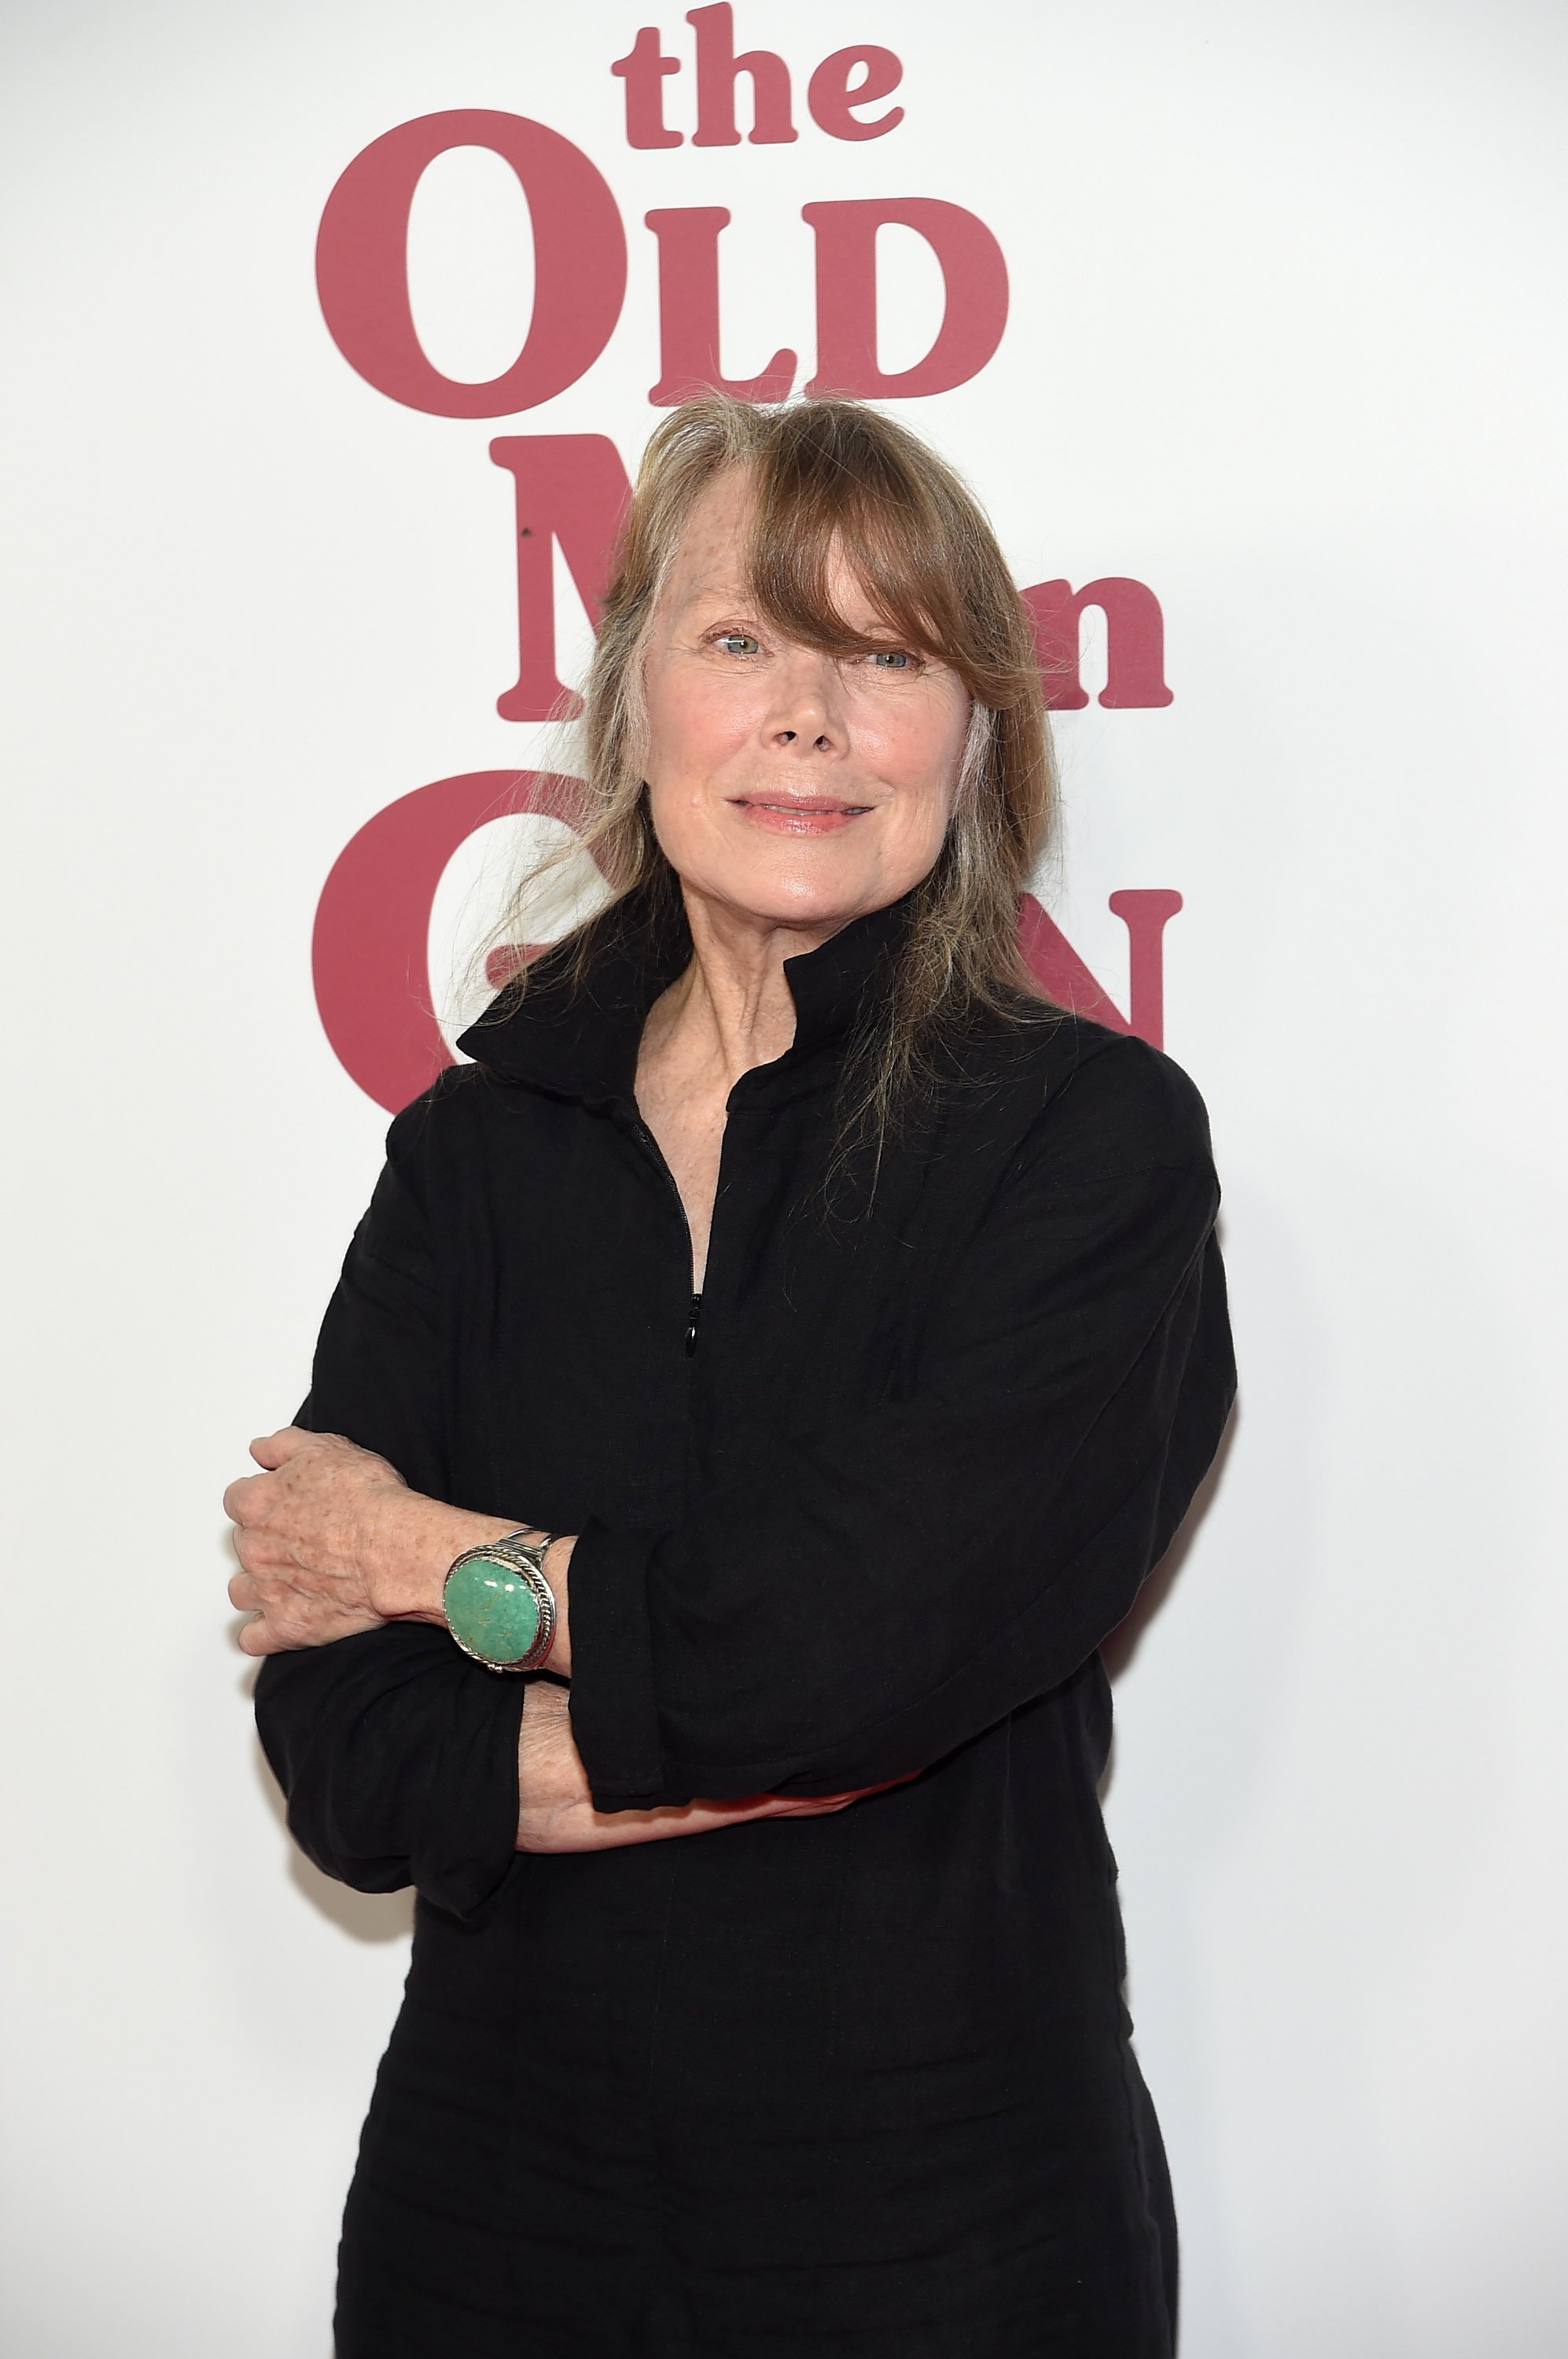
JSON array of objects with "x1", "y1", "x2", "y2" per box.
[{"x1": 228, "y1": 395, "x2": 1235, "y2": 2358}]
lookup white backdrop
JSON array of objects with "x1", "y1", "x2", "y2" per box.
[{"x1": 3, "y1": 2, "x2": 1566, "y2": 2352}]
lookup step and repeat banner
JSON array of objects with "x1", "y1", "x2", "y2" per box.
[{"x1": 4, "y1": 4, "x2": 1565, "y2": 2353}]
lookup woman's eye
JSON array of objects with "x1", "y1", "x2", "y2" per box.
[
  {"x1": 715, "y1": 632, "x2": 761, "y2": 656},
  {"x1": 869, "y1": 649, "x2": 915, "y2": 670}
]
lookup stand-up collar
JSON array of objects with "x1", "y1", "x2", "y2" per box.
[{"x1": 455, "y1": 881, "x2": 915, "y2": 1110}]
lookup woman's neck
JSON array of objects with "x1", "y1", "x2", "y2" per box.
[{"x1": 650, "y1": 885, "x2": 841, "y2": 1091}]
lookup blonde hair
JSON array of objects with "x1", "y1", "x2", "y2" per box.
[{"x1": 489, "y1": 393, "x2": 1058, "y2": 1142}]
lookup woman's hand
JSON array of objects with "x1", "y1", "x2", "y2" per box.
[
  {"x1": 517, "y1": 1677, "x2": 907, "y2": 1853},
  {"x1": 225, "y1": 1426, "x2": 516, "y2": 1658}
]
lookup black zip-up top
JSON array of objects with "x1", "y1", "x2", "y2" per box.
[{"x1": 255, "y1": 885, "x2": 1236, "y2": 2359}]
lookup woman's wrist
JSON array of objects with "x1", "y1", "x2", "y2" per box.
[
  {"x1": 367, "y1": 1496, "x2": 517, "y2": 1625},
  {"x1": 364, "y1": 1496, "x2": 573, "y2": 1670}
]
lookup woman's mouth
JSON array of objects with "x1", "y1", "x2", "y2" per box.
[{"x1": 728, "y1": 795, "x2": 874, "y2": 835}]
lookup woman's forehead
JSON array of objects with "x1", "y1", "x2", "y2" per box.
[
  {"x1": 665, "y1": 468, "x2": 753, "y2": 596},
  {"x1": 664, "y1": 472, "x2": 887, "y2": 629}
]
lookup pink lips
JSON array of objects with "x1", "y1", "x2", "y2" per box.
[{"x1": 729, "y1": 794, "x2": 873, "y2": 836}]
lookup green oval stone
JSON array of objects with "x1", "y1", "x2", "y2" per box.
[{"x1": 445, "y1": 1555, "x2": 542, "y2": 1665}]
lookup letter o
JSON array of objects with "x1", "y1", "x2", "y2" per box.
[{"x1": 316, "y1": 110, "x2": 628, "y2": 417}]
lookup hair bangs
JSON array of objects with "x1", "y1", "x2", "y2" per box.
[{"x1": 743, "y1": 421, "x2": 961, "y2": 672}]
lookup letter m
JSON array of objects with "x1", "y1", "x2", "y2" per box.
[{"x1": 491, "y1": 435, "x2": 633, "y2": 720}]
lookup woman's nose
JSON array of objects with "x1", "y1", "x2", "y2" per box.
[{"x1": 765, "y1": 651, "x2": 845, "y2": 754}]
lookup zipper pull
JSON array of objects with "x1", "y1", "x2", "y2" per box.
[{"x1": 685, "y1": 1293, "x2": 702, "y2": 1356}]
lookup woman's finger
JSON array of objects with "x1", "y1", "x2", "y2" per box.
[
  {"x1": 248, "y1": 1426, "x2": 306, "y2": 1470},
  {"x1": 222, "y1": 1470, "x2": 272, "y2": 1525},
  {"x1": 769, "y1": 1776, "x2": 914, "y2": 1818},
  {"x1": 230, "y1": 1523, "x2": 284, "y2": 1576},
  {"x1": 228, "y1": 1571, "x2": 261, "y2": 1612}
]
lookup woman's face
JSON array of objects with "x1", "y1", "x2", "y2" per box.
[{"x1": 640, "y1": 469, "x2": 971, "y2": 938}]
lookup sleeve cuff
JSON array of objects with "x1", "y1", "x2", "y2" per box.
[
  {"x1": 565, "y1": 1519, "x2": 674, "y2": 1810},
  {"x1": 256, "y1": 1626, "x2": 528, "y2": 1923},
  {"x1": 410, "y1": 1646, "x2": 529, "y2": 1919}
]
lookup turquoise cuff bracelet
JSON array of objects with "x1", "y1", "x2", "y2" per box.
[{"x1": 442, "y1": 1532, "x2": 558, "y2": 1672}]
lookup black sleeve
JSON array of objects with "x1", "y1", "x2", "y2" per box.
[
  {"x1": 568, "y1": 1047, "x2": 1236, "y2": 1811},
  {"x1": 252, "y1": 1100, "x2": 525, "y2": 1919}
]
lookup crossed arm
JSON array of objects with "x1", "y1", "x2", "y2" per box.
[
  {"x1": 226, "y1": 1428, "x2": 889, "y2": 1853},
  {"x1": 237, "y1": 1048, "x2": 1231, "y2": 1896}
]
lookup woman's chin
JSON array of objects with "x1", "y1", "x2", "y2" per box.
[{"x1": 679, "y1": 846, "x2": 915, "y2": 937}]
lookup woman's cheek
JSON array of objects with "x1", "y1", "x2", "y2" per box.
[{"x1": 893, "y1": 764, "x2": 959, "y2": 857}]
